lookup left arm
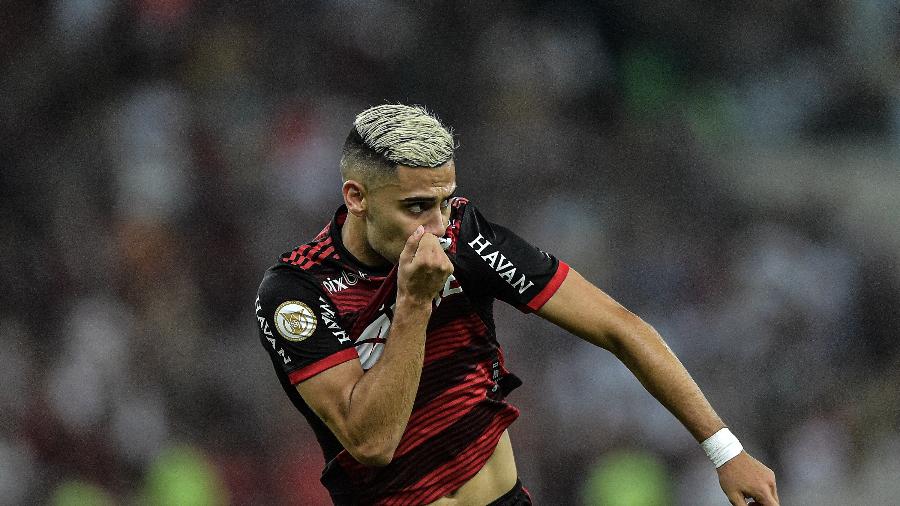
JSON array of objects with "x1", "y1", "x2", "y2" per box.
[{"x1": 537, "y1": 267, "x2": 779, "y2": 506}]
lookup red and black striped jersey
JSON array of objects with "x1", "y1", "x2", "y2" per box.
[{"x1": 255, "y1": 197, "x2": 569, "y2": 505}]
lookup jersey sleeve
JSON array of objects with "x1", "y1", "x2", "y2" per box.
[
  {"x1": 255, "y1": 267, "x2": 358, "y2": 385},
  {"x1": 451, "y1": 200, "x2": 569, "y2": 312}
]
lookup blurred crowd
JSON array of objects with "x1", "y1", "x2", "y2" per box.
[{"x1": 1, "y1": 1, "x2": 899, "y2": 504}]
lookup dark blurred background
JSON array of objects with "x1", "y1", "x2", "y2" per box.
[{"x1": 1, "y1": 1, "x2": 899, "y2": 504}]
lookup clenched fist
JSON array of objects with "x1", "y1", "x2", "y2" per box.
[
  {"x1": 397, "y1": 225, "x2": 454, "y2": 305},
  {"x1": 717, "y1": 452, "x2": 779, "y2": 506}
]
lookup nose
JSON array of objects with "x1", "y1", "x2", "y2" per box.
[{"x1": 422, "y1": 208, "x2": 447, "y2": 237}]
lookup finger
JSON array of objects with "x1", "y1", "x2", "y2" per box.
[
  {"x1": 418, "y1": 232, "x2": 440, "y2": 250},
  {"x1": 726, "y1": 491, "x2": 745, "y2": 506},
  {"x1": 418, "y1": 234, "x2": 447, "y2": 262},
  {"x1": 744, "y1": 487, "x2": 776, "y2": 506},
  {"x1": 758, "y1": 488, "x2": 779, "y2": 506},
  {"x1": 430, "y1": 245, "x2": 454, "y2": 274},
  {"x1": 400, "y1": 225, "x2": 425, "y2": 264},
  {"x1": 771, "y1": 479, "x2": 779, "y2": 504}
]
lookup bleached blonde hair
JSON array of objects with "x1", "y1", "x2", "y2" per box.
[{"x1": 352, "y1": 104, "x2": 454, "y2": 168}]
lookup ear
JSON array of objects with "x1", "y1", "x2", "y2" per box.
[{"x1": 342, "y1": 180, "x2": 367, "y2": 217}]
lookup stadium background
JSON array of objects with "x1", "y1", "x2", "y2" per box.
[{"x1": 1, "y1": 1, "x2": 898, "y2": 504}]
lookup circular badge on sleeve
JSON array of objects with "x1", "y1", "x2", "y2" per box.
[{"x1": 274, "y1": 301, "x2": 317, "y2": 342}]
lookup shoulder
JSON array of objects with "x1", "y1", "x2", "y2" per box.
[
  {"x1": 450, "y1": 195, "x2": 471, "y2": 211},
  {"x1": 449, "y1": 196, "x2": 503, "y2": 234},
  {"x1": 264, "y1": 223, "x2": 344, "y2": 294},
  {"x1": 449, "y1": 195, "x2": 476, "y2": 222},
  {"x1": 280, "y1": 233, "x2": 339, "y2": 273},
  {"x1": 446, "y1": 196, "x2": 509, "y2": 254},
  {"x1": 446, "y1": 196, "x2": 488, "y2": 253},
  {"x1": 258, "y1": 264, "x2": 329, "y2": 306}
]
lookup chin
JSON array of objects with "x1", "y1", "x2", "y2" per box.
[
  {"x1": 370, "y1": 242, "x2": 400, "y2": 266},
  {"x1": 386, "y1": 251, "x2": 402, "y2": 265}
]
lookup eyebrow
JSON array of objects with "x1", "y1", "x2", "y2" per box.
[{"x1": 399, "y1": 187, "x2": 457, "y2": 203}]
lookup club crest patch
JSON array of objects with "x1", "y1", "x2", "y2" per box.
[{"x1": 274, "y1": 301, "x2": 317, "y2": 342}]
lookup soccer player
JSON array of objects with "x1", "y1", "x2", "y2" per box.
[{"x1": 255, "y1": 104, "x2": 779, "y2": 505}]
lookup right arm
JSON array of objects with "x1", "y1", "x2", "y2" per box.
[
  {"x1": 296, "y1": 296, "x2": 430, "y2": 466},
  {"x1": 296, "y1": 226, "x2": 453, "y2": 467}
]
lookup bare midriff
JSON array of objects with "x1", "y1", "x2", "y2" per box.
[{"x1": 425, "y1": 429, "x2": 518, "y2": 506}]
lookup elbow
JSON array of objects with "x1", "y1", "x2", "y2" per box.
[{"x1": 333, "y1": 407, "x2": 403, "y2": 467}]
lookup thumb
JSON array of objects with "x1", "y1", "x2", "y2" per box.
[{"x1": 399, "y1": 225, "x2": 425, "y2": 264}]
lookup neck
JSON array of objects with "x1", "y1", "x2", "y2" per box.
[{"x1": 341, "y1": 212, "x2": 391, "y2": 269}]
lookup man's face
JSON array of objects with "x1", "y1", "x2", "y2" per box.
[{"x1": 364, "y1": 160, "x2": 457, "y2": 264}]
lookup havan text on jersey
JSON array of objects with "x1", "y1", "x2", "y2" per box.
[
  {"x1": 467, "y1": 233, "x2": 535, "y2": 295},
  {"x1": 256, "y1": 295, "x2": 291, "y2": 365}
]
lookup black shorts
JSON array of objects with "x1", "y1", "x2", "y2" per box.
[{"x1": 487, "y1": 479, "x2": 532, "y2": 505}]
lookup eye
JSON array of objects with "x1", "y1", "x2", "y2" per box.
[
  {"x1": 407, "y1": 203, "x2": 424, "y2": 214},
  {"x1": 440, "y1": 198, "x2": 451, "y2": 209}
]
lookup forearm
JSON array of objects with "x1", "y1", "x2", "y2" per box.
[
  {"x1": 345, "y1": 296, "x2": 431, "y2": 458},
  {"x1": 537, "y1": 270, "x2": 778, "y2": 502},
  {"x1": 609, "y1": 319, "x2": 724, "y2": 442}
]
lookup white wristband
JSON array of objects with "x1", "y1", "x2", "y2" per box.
[{"x1": 701, "y1": 428, "x2": 743, "y2": 468}]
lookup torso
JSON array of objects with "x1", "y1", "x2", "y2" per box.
[
  {"x1": 258, "y1": 199, "x2": 567, "y2": 504},
  {"x1": 426, "y1": 430, "x2": 518, "y2": 506},
  {"x1": 268, "y1": 207, "x2": 524, "y2": 503}
]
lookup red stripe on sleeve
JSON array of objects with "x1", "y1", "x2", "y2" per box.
[
  {"x1": 287, "y1": 348, "x2": 359, "y2": 385},
  {"x1": 525, "y1": 261, "x2": 569, "y2": 312}
]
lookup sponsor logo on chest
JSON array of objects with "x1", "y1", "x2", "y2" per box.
[
  {"x1": 321, "y1": 270, "x2": 364, "y2": 293},
  {"x1": 353, "y1": 274, "x2": 464, "y2": 368}
]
